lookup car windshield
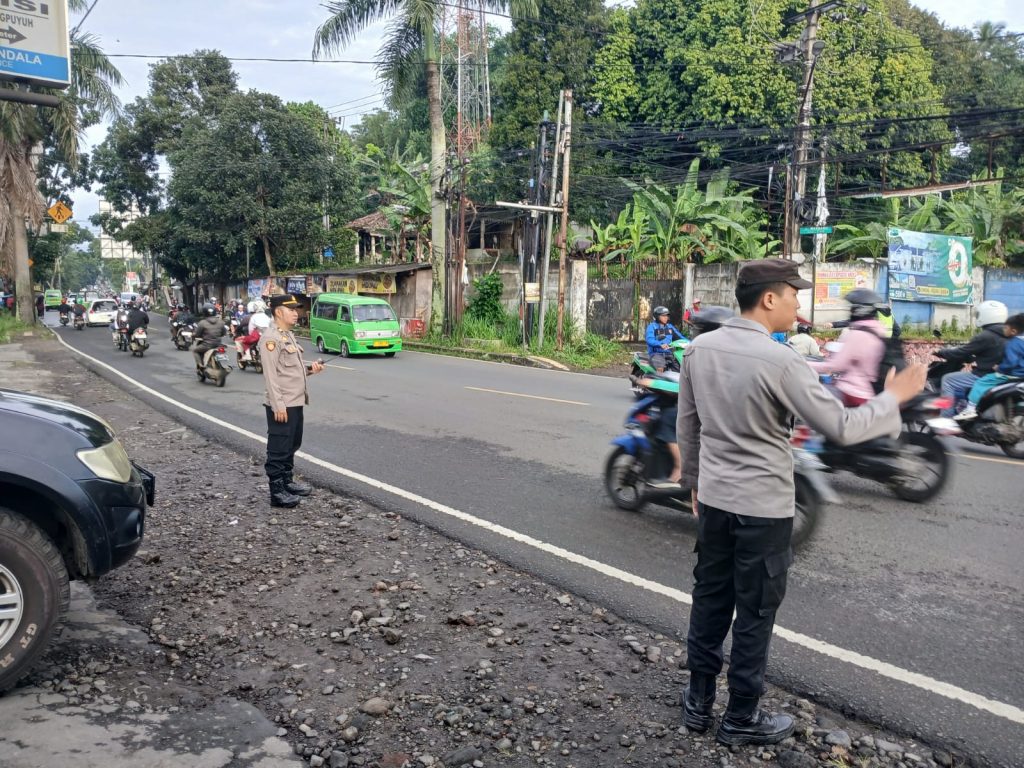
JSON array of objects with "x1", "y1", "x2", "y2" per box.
[
  {"x1": 353, "y1": 304, "x2": 396, "y2": 322},
  {"x1": 91, "y1": 300, "x2": 117, "y2": 312}
]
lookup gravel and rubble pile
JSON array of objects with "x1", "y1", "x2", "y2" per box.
[{"x1": 23, "y1": 339, "x2": 968, "y2": 768}]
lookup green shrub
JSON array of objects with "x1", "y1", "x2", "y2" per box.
[{"x1": 465, "y1": 274, "x2": 505, "y2": 325}]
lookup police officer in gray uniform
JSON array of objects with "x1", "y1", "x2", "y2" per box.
[
  {"x1": 677, "y1": 259, "x2": 926, "y2": 746},
  {"x1": 260, "y1": 294, "x2": 324, "y2": 507}
]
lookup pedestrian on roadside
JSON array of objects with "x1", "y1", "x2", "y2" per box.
[
  {"x1": 676, "y1": 258, "x2": 926, "y2": 747},
  {"x1": 260, "y1": 294, "x2": 324, "y2": 508}
]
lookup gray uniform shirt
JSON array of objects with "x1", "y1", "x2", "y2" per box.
[{"x1": 677, "y1": 317, "x2": 902, "y2": 518}]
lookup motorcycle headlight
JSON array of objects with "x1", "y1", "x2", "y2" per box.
[{"x1": 77, "y1": 440, "x2": 132, "y2": 483}]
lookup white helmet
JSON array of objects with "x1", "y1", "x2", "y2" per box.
[
  {"x1": 976, "y1": 300, "x2": 1008, "y2": 327},
  {"x1": 248, "y1": 299, "x2": 267, "y2": 314},
  {"x1": 252, "y1": 312, "x2": 271, "y2": 330}
]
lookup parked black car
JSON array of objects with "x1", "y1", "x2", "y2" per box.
[{"x1": 0, "y1": 389, "x2": 154, "y2": 691}]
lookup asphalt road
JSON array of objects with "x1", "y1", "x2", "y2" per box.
[{"x1": 47, "y1": 313, "x2": 1024, "y2": 766}]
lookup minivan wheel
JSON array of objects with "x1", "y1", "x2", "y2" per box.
[
  {"x1": 0, "y1": 509, "x2": 70, "y2": 693},
  {"x1": 340, "y1": 341, "x2": 350, "y2": 358},
  {"x1": 316, "y1": 337, "x2": 326, "y2": 354}
]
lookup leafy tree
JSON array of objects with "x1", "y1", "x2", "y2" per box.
[
  {"x1": 1, "y1": 5, "x2": 122, "y2": 322},
  {"x1": 62, "y1": 232, "x2": 104, "y2": 291},
  {"x1": 591, "y1": 9, "x2": 640, "y2": 123},
  {"x1": 314, "y1": 0, "x2": 538, "y2": 335}
]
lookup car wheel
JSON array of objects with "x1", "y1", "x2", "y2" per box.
[
  {"x1": 0, "y1": 509, "x2": 70, "y2": 693},
  {"x1": 316, "y1": 337, "x2": 326, "y2": 354},
  {"x1": 340, "y1": 341, "x2": 350, "y2": 358}
]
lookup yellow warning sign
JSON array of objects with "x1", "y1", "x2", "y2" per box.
[{"x1": 47, "y1": 201, "x2": 73, "y2": 224}]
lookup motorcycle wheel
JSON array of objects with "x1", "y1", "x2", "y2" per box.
[
  {"x1": 196, "y1": 369, "x2": 205, "y2": 381},
  {"x1": 629, "y1": 365, "x2": 646, "y2": 399},
  {"x1": 792, "y1": 474, "x2": 822, "y2": 548},
  {"x1": 237, "y1": 353, "x2": 246, "y2": 370},
  {"x1": 889, "y1": 431, "x2": 950, "y2": 502},
  {"x1": 603, "y1": 447, "x2": 647, "y2": 512},
  {"x1": 1000, "y1": 408, "x2": 1024, "y2": 459},
  {"x1": 253, "y1": 363, "x2": 263, "y2": 374},
  {"x1": 216, "y1": 371, "x2": 227, "y2": 388}
]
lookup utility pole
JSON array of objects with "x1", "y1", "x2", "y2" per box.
[
  {"x1": 555, "y1": 91, "x2": 574, "y2": 350},
  {"x1": 525, "y1": 113, "x2": 552, "y2": 346},
  {"x1": 779, "y1": 0, "x2": 838, "y2": 258},
  {"x1": 537, "y1": 91, "x2": 565, "y2": 349}
]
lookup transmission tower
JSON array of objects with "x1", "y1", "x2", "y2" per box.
[{"x1": 438, "y1": 0, "x2": 491, "y2": 158}]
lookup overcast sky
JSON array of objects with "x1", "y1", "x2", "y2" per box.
[{"x1": 68, "y1": 0, "x2": 1023, "y2": 225}]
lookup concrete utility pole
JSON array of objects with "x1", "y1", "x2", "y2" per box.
[
  {"x1": 537, "y1": 90, "x2": 565, "y2": 349},
  {"x1": 780, "y1": 0, "x2": 841, "y2": 258},
  {"x1": 555, "y1": 90, "x2": 573, "y2": 350}
]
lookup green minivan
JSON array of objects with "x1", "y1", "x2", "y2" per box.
[
  {"x1": 44, "y1": 289, "x2": 62, "y2": 310},
  {"x1": 310, "y1": 293, "x2": 402, "y2": 358}
]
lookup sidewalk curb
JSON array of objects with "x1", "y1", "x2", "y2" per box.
[{"x1": 402, "y1": 341, "x2": 572, "y2": 370}]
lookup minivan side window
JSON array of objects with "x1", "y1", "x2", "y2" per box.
[
  {"x1": 317, "y1": 302, "x2": 338, "y2": 321},
  {"x1": 340, "y1": 305, "x2": 351, "y2": 322}
]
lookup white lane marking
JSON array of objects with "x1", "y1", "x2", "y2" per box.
[
  {"x1": 49, "y1": 330, "x2": 1024, "y2": 727},
  {"x1": 954, "y1": 452, "x2": 1022, "y2": 467},
  {"x1": 465, "y1": 386, "x2": 589, "y2": 406}
]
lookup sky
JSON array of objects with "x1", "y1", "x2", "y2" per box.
[{"x1": 65, "y1": 0, "x2": 1024, "y2": 227}]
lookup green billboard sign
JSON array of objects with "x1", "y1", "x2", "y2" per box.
[{"x1": 887, "y1": 228, "x2": 973, "y2": 304}]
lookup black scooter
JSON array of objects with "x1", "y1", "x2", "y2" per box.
[{"x1": 928, "y1": 359, "x2": 1024, "y2": 459}]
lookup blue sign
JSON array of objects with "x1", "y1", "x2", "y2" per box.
[
  {"x1": 0, "y1": 0, "x2": 71, "y2": 88},
  {"x1": 323, "y1": 246, "x2": 335, "y2": 260}
]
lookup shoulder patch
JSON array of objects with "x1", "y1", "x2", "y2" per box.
[{"x1": 265, "y1": 340, "x2": 276, "y2": 351}]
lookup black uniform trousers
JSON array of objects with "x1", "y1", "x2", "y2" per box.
[
  {"x1": 686, "y1": 503, "x2": 793, "y2": 698},
  {"x1": 264, "y1": 405, "x2": 304, "y2": 482}
]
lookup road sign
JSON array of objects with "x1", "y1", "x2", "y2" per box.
[
  {"x1": 47, "y1": 201, "x2": 72, "y2": 223},
  {"x1": 0, "y1": 0, "x2": 71, "y2": 88},
  {"x1": 799, "y1": 226, "x2": 833, "y2": 235}
]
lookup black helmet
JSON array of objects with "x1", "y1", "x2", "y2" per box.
[
  {"x1": 652, "y1": 305, "x2": 670, "y2": 318},
  {"x1": 689, "y1": 305, "x2": 735, "y2": 336},
  {"x1": 844, "y1": 288, "x2": 886, "y2": 321},
  {"x1": 201, "y1": 303, "x2": 216, "y2": 317},
  {"x1": 797, "y1": 322, "x2": 812, "y2": 335}
]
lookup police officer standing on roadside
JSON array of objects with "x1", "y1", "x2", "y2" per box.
[
  {"x1": 676, "y1": 259, "x2": 927, "y2": 746},
  {"x1": 260, "y1": 294, "x2": 324, "y2": 508}
]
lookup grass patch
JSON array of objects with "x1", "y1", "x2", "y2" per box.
[
  {"x1": 0, "y1": 314, "x2": 30, "y2": 344},
  {"x1": 425, "y1": 310, "x2": 631, "y2": 370}
]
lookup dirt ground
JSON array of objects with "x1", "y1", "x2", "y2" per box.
[{"x1": 17, "y1": 334, "x2": 964, "y2": 768}]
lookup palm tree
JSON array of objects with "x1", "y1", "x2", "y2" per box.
[
  {"x1": 0, "y1": 11, "x2": 122, "y2": 322},
  {"x1": 313, "y1": 0, "x2": 537, "y2": 335}
]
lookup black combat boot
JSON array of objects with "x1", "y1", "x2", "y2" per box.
[
  {"x1": 682, "y1": 672, "x2": 717, "y2": 733},
  {"x1": 269, "y1": 479, "x2": 300, "y2": 508},
  {"x1": 716, "y1": 692, "x2": 794, "y2": 746},
  {"x1": 283, "y1": 474, "x2": 312, "y2": 497}
]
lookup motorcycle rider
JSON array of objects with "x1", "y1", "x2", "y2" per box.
[
  {"x1": 72, "y1": 298, "x2": 87, "y2": 323},
  {"x1": 57, "y1": 296, "x2": 73, "y2": 322},
  {"x1": 956, "y1": 312, "x2": 1024, "y2": 421},
  {"x1": 192, "y1": 303, "x2": 225, "y2": 372},
  {"x1": 935, "y1": 300, "x2": 1009, "y2": 416},
  {"x1": 645, "y1": 306, "x2": 686, "y2": 372},
  {"x1": 111, "y1": 302, "x2": 130, "y2": 346},
  {"x1": 171, "y1": 303, "x2": 196, "y2": 342},
  {"x1": 126, "y1": 300, "x2": 150, "y2": 335},
  {"x1": 787, "y1": 322, "x2": 820, "y2": 357},
  {"x1": 808, "y1": 289, "x2": 891, "y2": 406}
]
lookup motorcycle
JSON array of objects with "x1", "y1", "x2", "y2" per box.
[
  {"x1": 927, "y1": 358, "x2": 1024, "y2": 459},
  {"x1": 628, "y1": 338, "x2": 689, "y2": 397},
  {"x1": 73, "y1": 314, "x2": 85, "y2": 331},
  {"x1": 604, "y1": 376, "x2": 831, "y2": 547},
  {"x1": 799, "y1": 392, "x2": 959, "y2": 502},
  {"x1": 116, "y1": 327, "x2": 130, "y2": 352},
  {"x1": 236, "y1": 340, "x2": 263, "y2": 373},
  {"x1": 195, "y1": 344, "x2": 232, "y2": 387},
  {"x1": 173, "y1": 322, "x2": 195, "y2": 351},
  {"x1": 129, "y1": 326, "x2": 149, "y2": 357},
  {"x1": 59, "y1": 311, "x2": 69, "y2": 326}
]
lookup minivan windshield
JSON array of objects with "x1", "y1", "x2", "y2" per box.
[{"x1": 353, "y1": 304, "x2": 396, "y2": 322}]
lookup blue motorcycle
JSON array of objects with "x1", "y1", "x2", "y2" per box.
[{"x1": 603, "y1": 376, "x2": 833, "y2": 547}]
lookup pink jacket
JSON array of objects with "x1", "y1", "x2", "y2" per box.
[{"x1": 809, "y1": 319, "x2": 886, "y2": 400}]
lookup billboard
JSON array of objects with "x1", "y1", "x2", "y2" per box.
[
  {"x1": 887, "y1": 228, "x2": 973, "y2": 304},
  {"x1": 814, "y1": 265, "x2": 873, "y2": 309},
  {"x1": 0, "y1": 0, "x2": 70, "y2": 88}
]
